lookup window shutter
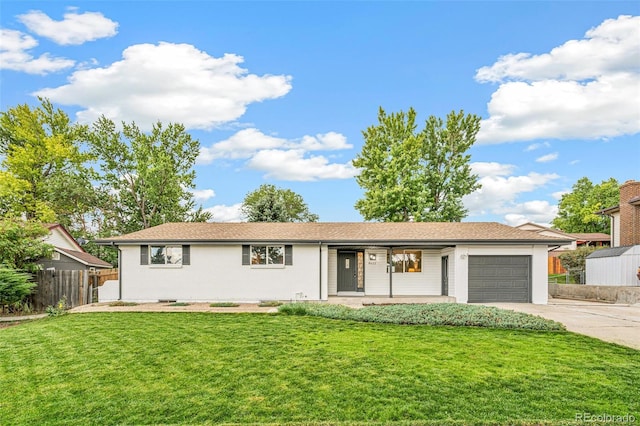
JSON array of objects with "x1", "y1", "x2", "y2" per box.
[
  {"x1": 285, "y1": 245, "x2": 293, "y2": 265},
  {"x1": 242, "y1": 245, "x2": 250, "y2": 265},
  {"x1": 182, "y1": 245, "x2": 190, "y2": 265},
  {"x1": 140, "y1": 245, "x2": 148, "y2": 265}
]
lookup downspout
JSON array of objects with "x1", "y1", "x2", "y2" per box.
[
  {"x1": 318, "y1": 242, "x2": 322, "y2": 301},
  {"x1": 388, "y1": 247, "x2": 393, "y2": 298},
  {"x1": 117, "y1": 245, "x2": 122, "y2": 301}
]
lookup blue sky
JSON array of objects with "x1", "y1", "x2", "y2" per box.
[{"x1": 1, "y1": 1, "x2": 639, "y2": 225}]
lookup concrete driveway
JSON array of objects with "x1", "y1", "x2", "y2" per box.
[{"x1": 483, "y1": 298, "x2": 640, "y2": 350}]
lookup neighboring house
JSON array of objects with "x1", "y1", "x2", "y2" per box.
[
  {"x1": 515, "y1": 223, "x2": 611, "y2": 275},
  {"x1": 96, "y1": 222, "x2": 572, "y2": 304},
  {"x1": 40, "y1": 224, "x2": 112, "y2": 271},
  {"x1": 586, "y1": 180, "x2": 640, "y2": 286}
]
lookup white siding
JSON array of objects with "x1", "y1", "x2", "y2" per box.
[
  {"x1": 586, "y1": 245, "x2": 640, "y2": 286},
  {"x1": 46, "y1": 228, "x2": 81, "y2": 251},
  {"x1": 120, "y1": 244, "x2": 322, "y2": 302},
  {"x1": 364, "y1": 249, "x2": 390, "y2": 296},
  {"x1": 363, "y1": 249, "x2": 441, "y2": 296},
  {"x1": 612, "y1": 212, "x2": 621, "y2": 247}
]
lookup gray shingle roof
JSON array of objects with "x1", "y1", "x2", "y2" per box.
[{"x1": 96, "y1": 222, "x2": 572, "y2": 245}]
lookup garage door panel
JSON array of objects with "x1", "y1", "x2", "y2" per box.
[{"x1": 468, "y1": 255, "x2": 531, "y2": 303}]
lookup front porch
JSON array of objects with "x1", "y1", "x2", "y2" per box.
[{"x1": 327, "y1": 295, "x2": 456, "y2": 308}]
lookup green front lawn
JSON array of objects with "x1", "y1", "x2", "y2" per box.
[{"x1": 1, "y1": 313, "x2": 638, "y2": 425}]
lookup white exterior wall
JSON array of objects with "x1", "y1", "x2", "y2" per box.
[
  {"x1": 98, "y1": 280, "x2": 119, "y2": 302},
  {"x1": 612, "y1": 212, "x2": 621, "y2": 247},
  {"x1": 586, "y1": 245, "x2": 640, "y2": 286},
  {"x1": 451, "y1": 245, "x2": 549, "y2": 304},
  {"x1": 120, "y1": 244, "x2": 322, "y2": 302},
  {"x1": 362, "y1": 249, "x2": 441, "y2": 296},
  {"x1": 46, "y1": 228, "x2": 81, "y2": 251}
]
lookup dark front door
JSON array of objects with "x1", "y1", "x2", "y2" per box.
[
  {"x1": 337, "y1": 252, "x2": 357, "y2": 292},
  {"x1": 441, "y1": 256, "x2": 449, "y2": 296}
]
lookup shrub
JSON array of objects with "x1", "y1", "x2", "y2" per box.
[
  {"x1": 209, "y1": 302, "x2": 240, "y2": 307},
  {"x1": 559, "y1": 247, "x2": 597, "y2": 283},
  {"x1": 278, "y1": 303, "x2": 566, "y2": 331},
  {"x1": 46, "y1": 297, "x2": 69, "y2": 317},
  {"x1": 108, "y1": 301, "x2": 139, "y2": 307},
  {"x1": 258, "y1": 300, "x2": 282, "y2": 307},
  {"x1": 167, "y1": 302, "x2": 190, "y2": 307},
  {"x1": 0, "y1": 268, "x2": 36, "y2": 310}
]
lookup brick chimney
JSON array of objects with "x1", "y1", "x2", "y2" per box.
[{"x1": 619, "y1": 180, "x2": 640, "y2": 246}]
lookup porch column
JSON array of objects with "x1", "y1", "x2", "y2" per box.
[{"x1": 388, "y1": 247, "x2": 393, "y2": 298}]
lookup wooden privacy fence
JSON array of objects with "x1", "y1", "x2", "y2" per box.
[
  {"x1": 548, "y1": 256, "x2": 566, "y2": 275},
  {"x1": 31, "y1": 269, "x2": 119, "y2": 310}
]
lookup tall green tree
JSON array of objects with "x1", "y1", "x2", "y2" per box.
[
  {"x1": 242, "y1": 184, "x2": 319, "y2": 222},
  {"x1": 552, "y1": 177, "x2": 619, "y2": 234},
  {"x1": 353, "y1": 107, "x2": 480, "y2": 222},
  {"x1": 0, "y1": 219, "x2": 54, "y2": 273},
  {"x1": 0, "y1": 98, "x2": 94, "y2": 225},
  {"x1": 89, "y1": 117, "x2": 211, "y2": 233}
]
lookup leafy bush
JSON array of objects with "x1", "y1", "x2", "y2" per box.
[
  {"x1": 108, "y1": 301, "x2": 139, "y2": 307},
  {"x1": 0, "y1": 268, "x2": 36, "y2": 310},
  {"x1": 46, "y1": 297, "x2": 69, "y2": 317},
  {"x1": 209, "y1": 302, "x2": 240, "y2": 307},
  {"x1": 559, "y1": 246, "x2": 597, "y2": 283},
  {"x1": 167, "y1": 302, "x2": 190, "y2": 307},
  {"x1": 279, "y1": 303, "x2": 566, "y2": 331}
]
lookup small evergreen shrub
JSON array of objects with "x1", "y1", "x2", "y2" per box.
[
  {"x1": 278, "y1": 303, "x2": 565, "y2": 331},
  {"x1": 258, "y1": 301, "x2": 283, "y2": 307},
  {"x1": 209, "y1": 302, "x2": 240, "y2": 307},
  {"x1": 108, "y1": 301, "x2": 139, "y2": 307},
  {"x1": 0, "y1": 268, "x2": 36, "y2": 311}
]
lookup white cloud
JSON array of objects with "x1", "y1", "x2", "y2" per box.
[
  {"x1": 203, "y1": 203, "x2": 244, "y2": 222},
  {"x1": 503, "y1": 200, "x2": 558, "y2": 227},
  {"x1": 198, "y1": 129, "x2": 352, "y2": 164},
  {"x1": 552, "y1": 190, "x2": 568, "y2": 200},
  {"x1": 34, "y1": 42, "x2": 293, "y2": 130},
  {"x1": 464, "y1": 161, "x2": 559, "y2": 222},
  {"x1": 470, "y1": 162, "x2": 515, "y2": 178},
  {"x1": 247, "y1": 149, "x2": 357, "y2": 181},
  {"x1": 476, "y1": 15, "x2": 640, "y2": 144},
  {"x1": 525, "y1": 142, "x2": 550, "y2": 152},
  {"x1": 191, "y1": 189, "x2": 215, "y2": 202},
  {"x1": 536, "y1": 152, "x2": 558, "y2": 163},
  {"x1": 17, "y1": 9, "x2": 118, "y2": 45},
  {"x1": 0, "y1": 28, "x2": 75, "y2": 74},
  {"x1": 198, "y1": 128, "x2": 355, "y2": 181}
]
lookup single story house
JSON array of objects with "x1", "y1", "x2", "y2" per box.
[
  {"x1": 97, "y1": 222, "x2": 571, "y2": 304},
  {"x1": 40, "y1": 223, "x2": 112, "y2": 271}
]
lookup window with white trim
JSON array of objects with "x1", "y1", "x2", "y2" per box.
[
  {"x1": 150, "y1": 245, "x2": 183, "y2": 265},
  {"x1": 391, "y1": 250, "x2": 422, "y2": 273},
  {"x1": 251, "y1": 245, "x2": 284, "y2": 265}
]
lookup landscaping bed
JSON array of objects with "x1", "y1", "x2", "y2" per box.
[{"x1": 279, "y1": 302, "x2": 566, "y2": 331}]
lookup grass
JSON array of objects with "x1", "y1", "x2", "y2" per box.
[
  {"x1": 209, "y1": 302, "x2": 240, "y2": 307},
  {"x1": 1, "y1": 313, "x2": 638, "y2": 425},
  {"x1": 279, "y1": 303, "x2": 565, "y2": 331}
]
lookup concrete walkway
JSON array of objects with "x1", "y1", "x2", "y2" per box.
[{"x1": 482, "y1": 298, "x2": 640, "y2": 350}]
